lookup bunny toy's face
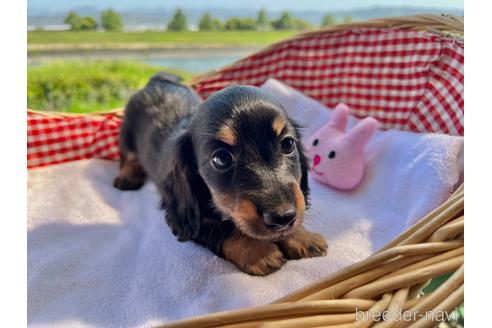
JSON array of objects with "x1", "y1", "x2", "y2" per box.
[
  {"x1": 307, "y1": 131, "x2": 366, "y2": 190},
  {"x1": 305, "y1": 104, "x2": 378, "y2": 190}
]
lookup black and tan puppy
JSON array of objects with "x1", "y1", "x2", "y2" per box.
[{"x1": 115, "y1": 73, "x2": 327, "y2": 275}]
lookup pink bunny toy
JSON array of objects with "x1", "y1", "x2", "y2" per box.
[{"x1": 306, "y1": 103, "x2": 378, "y2": 190}]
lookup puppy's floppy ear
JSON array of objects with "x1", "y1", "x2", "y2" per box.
[
  {"x1": 160, "y1": 133, "x2": 206, "y2": 242},
  {"x1": 292, "y1": 122, "x2": 310, "y2": 208}
]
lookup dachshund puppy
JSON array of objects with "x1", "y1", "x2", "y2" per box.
[{"x1": 115, "y1": 75, "x2": 327, "y2": 275}]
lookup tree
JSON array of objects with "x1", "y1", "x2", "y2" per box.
[
  {"x1": 64, "y1": 11, "x2": 83, "y2": 30},
  {"x1": 101, "y1": 9, "x2": 123, "y2": 31},
  {"x1": 321, "y1": 14, "x2": 337, "y2": 27},
  {"x1": 293, "y1": 18, "x2": 312, "y2": 30},
  {"x1": 271, "y1": 12, "x2": 311, "y2": 30},
  {"x1": 224, "y1": 17, "x2": 257, "y2": 31},
  {"x1": 199, "y1": 13, "x2": 213, "y2": 30},
  {"x1": 79, "y1": 17, "x2": 98, "y2": 30},
  {"x1": 271, "y1": 11, "x2": 294, "y2": 30},
  {"x1": 64, "y1": 11, "x2": 97, "y2": 31},
  {"x1": 198, "y1": 12, "x2": 221, "y2": 31},
  {"x1": 224, "y1": 18, "x2": 238, "y2": 30},
  {"x1": 212, "y1": 18, "x2": 223, "y2": 31},
  {"x1": 256, "y1": 9, "x2": 270, "y2": 31},
  {"x1": 343, "y1": 15, "x2": 353, "y2": 23},
  {"x1": 167, "y1": 8, "x2": 188, "y2": 31}
]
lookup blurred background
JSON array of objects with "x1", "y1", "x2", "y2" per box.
[{"x1": 27, "y1": 0, "x2": 463, "y2": 113}]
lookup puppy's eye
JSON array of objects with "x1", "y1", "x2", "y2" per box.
[
  {"x1": 211, "y1": 150, "x2": 233, "y2": 170},
  {"x1": 312, "y1": 139, "x2": 319, "y2": 146},
  {"x1": 281, "y1": 137, "x2": 296, "y2": 154},
  {"x1": 328, "y1": 151, "x2": 336, "y2": 159}
]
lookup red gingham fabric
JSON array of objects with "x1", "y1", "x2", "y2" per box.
[
  {"x1": 27, "y1": 27, "x2": 464, "y2": 169},
  {"x1": 193, "y1": 28, "x2": 464, "y2": 135},
  {"x1": 27, "y1": 112, "x2": 121, "y2": 168}
]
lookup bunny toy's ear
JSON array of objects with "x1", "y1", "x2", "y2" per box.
[
  {"x1": 345, "y1": 117, "x2": 378, "y2": 150},
  {"x1": 328, "y1": 103, "x2": 350, "y2": 131}
]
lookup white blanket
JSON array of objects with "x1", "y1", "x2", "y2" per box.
[{"x1": 27, "y1": 79, "x2": 463, "y2": 328}]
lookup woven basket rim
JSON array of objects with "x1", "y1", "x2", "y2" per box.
[{"x1": 159, "y1": 185, "x2": 464, "y2": 328}]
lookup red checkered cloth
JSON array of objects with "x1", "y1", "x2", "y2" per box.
[
  {"x1": 193, "y1": 28, "x2": 464, "y2": 135},
  {"x1": 27, "y1": 27, "x2": 464, "y2": 169},
  {"x1": 27, "y1": 112, "x2": 121, "y2": 168}
]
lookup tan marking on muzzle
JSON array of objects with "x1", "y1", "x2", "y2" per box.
[
  {"x1": 292, "y1": 183, "x2": 306, "y2": 221},
  {"x1": 212, "y1": 191, "x2": 260, "y2": 223}
]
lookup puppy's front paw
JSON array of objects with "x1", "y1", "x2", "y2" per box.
[
  {"x1": 113, "y1": 175, "x2": 144, "y2": 190},
  {"x1": 244, "y1": 244, "x2": 286, "y2": 276},
  {"x1": 222, "y1": 231, "x2": 286, "y2": 276},
  {"x1": 278, "y1": 228, "x2": 328, "y2": 260}
]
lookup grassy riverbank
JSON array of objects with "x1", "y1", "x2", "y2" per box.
[
  {"x1": 28, "y1": 61, "x2": 192, "y2": 113},
  {"x1": 27, "y1": 31, "x2": 298, "y2": 112},
  {"x1": 28, "y1": 30, "x2": 297, "y2": 50}
]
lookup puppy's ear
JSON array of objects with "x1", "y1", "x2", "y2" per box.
[
  {"x1": 292, "y1": 122, "x2": 310, "y2": 208},
  {"x1": 160, "y1": 133, "x2": 206, "y2": 242}
]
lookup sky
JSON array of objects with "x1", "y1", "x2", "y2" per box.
[{"x1": 28, "y1": 0, "x2": 464, "y2": 12}]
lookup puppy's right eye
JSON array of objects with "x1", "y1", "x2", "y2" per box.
[{"x1": 211, "y1": 150, "x2": 233, "y2": 170}]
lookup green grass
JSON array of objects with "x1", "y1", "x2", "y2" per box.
[
  {"x1": 28, "y1": 61, "x2": 192, "y2": 113},
  {"x1": 27, "y1": 31, "x2": 299, "y2": 112},
  {"x1": 28, "y1": 30, "x2": 298, "y2": 49},
  {"x1": 422, "y1": 273, "x2": 464, "y2": 326}
]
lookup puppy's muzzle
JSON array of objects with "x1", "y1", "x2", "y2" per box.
[{"x1": 262, "y1": 205, "x2": 297, "y2": 230}]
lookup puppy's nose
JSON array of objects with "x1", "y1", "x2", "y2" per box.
[
  {"x1": 263, "y1": 207, "x2": 297, "y2": 229},
  {"x1": 313, "y1": 154, "x2": 321, "y2": 166}
]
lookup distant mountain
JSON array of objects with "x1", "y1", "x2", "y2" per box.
[{"x1": 27, "y1": 6, "x2": 463, "y2": 29}]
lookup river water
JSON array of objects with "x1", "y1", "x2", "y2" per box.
[
  {"x1": 28, "y1": 47, "x2": 260, "y2": 74},
  {"x1": 145, "y1": 56, "x2": 240, "y2": 73}
]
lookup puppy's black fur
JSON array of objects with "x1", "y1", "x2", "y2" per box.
[
  {"x1": 115, "y1": 74, "x2": 327, "y2": 275},
  {"x1": 114, "y1": 72, "x2": 201, "y2": 190}
]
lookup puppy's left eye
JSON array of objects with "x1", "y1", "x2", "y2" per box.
[
  {"x1": 211, "y1": 149, "x2": 233, "y2": 170},
  {"x1": 281, "y1": 137, "x2": 296, "y2": 154}
]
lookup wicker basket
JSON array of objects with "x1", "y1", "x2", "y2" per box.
[
  {"x1": 163, "y1": 14, "x2": 464, "y2": 328},
  {"x1": 27, "y1": 14, "x2": 464, "y2": 328},
  {"x1": 159, "y1": 185, "x2": 463, "y2": 328}
]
